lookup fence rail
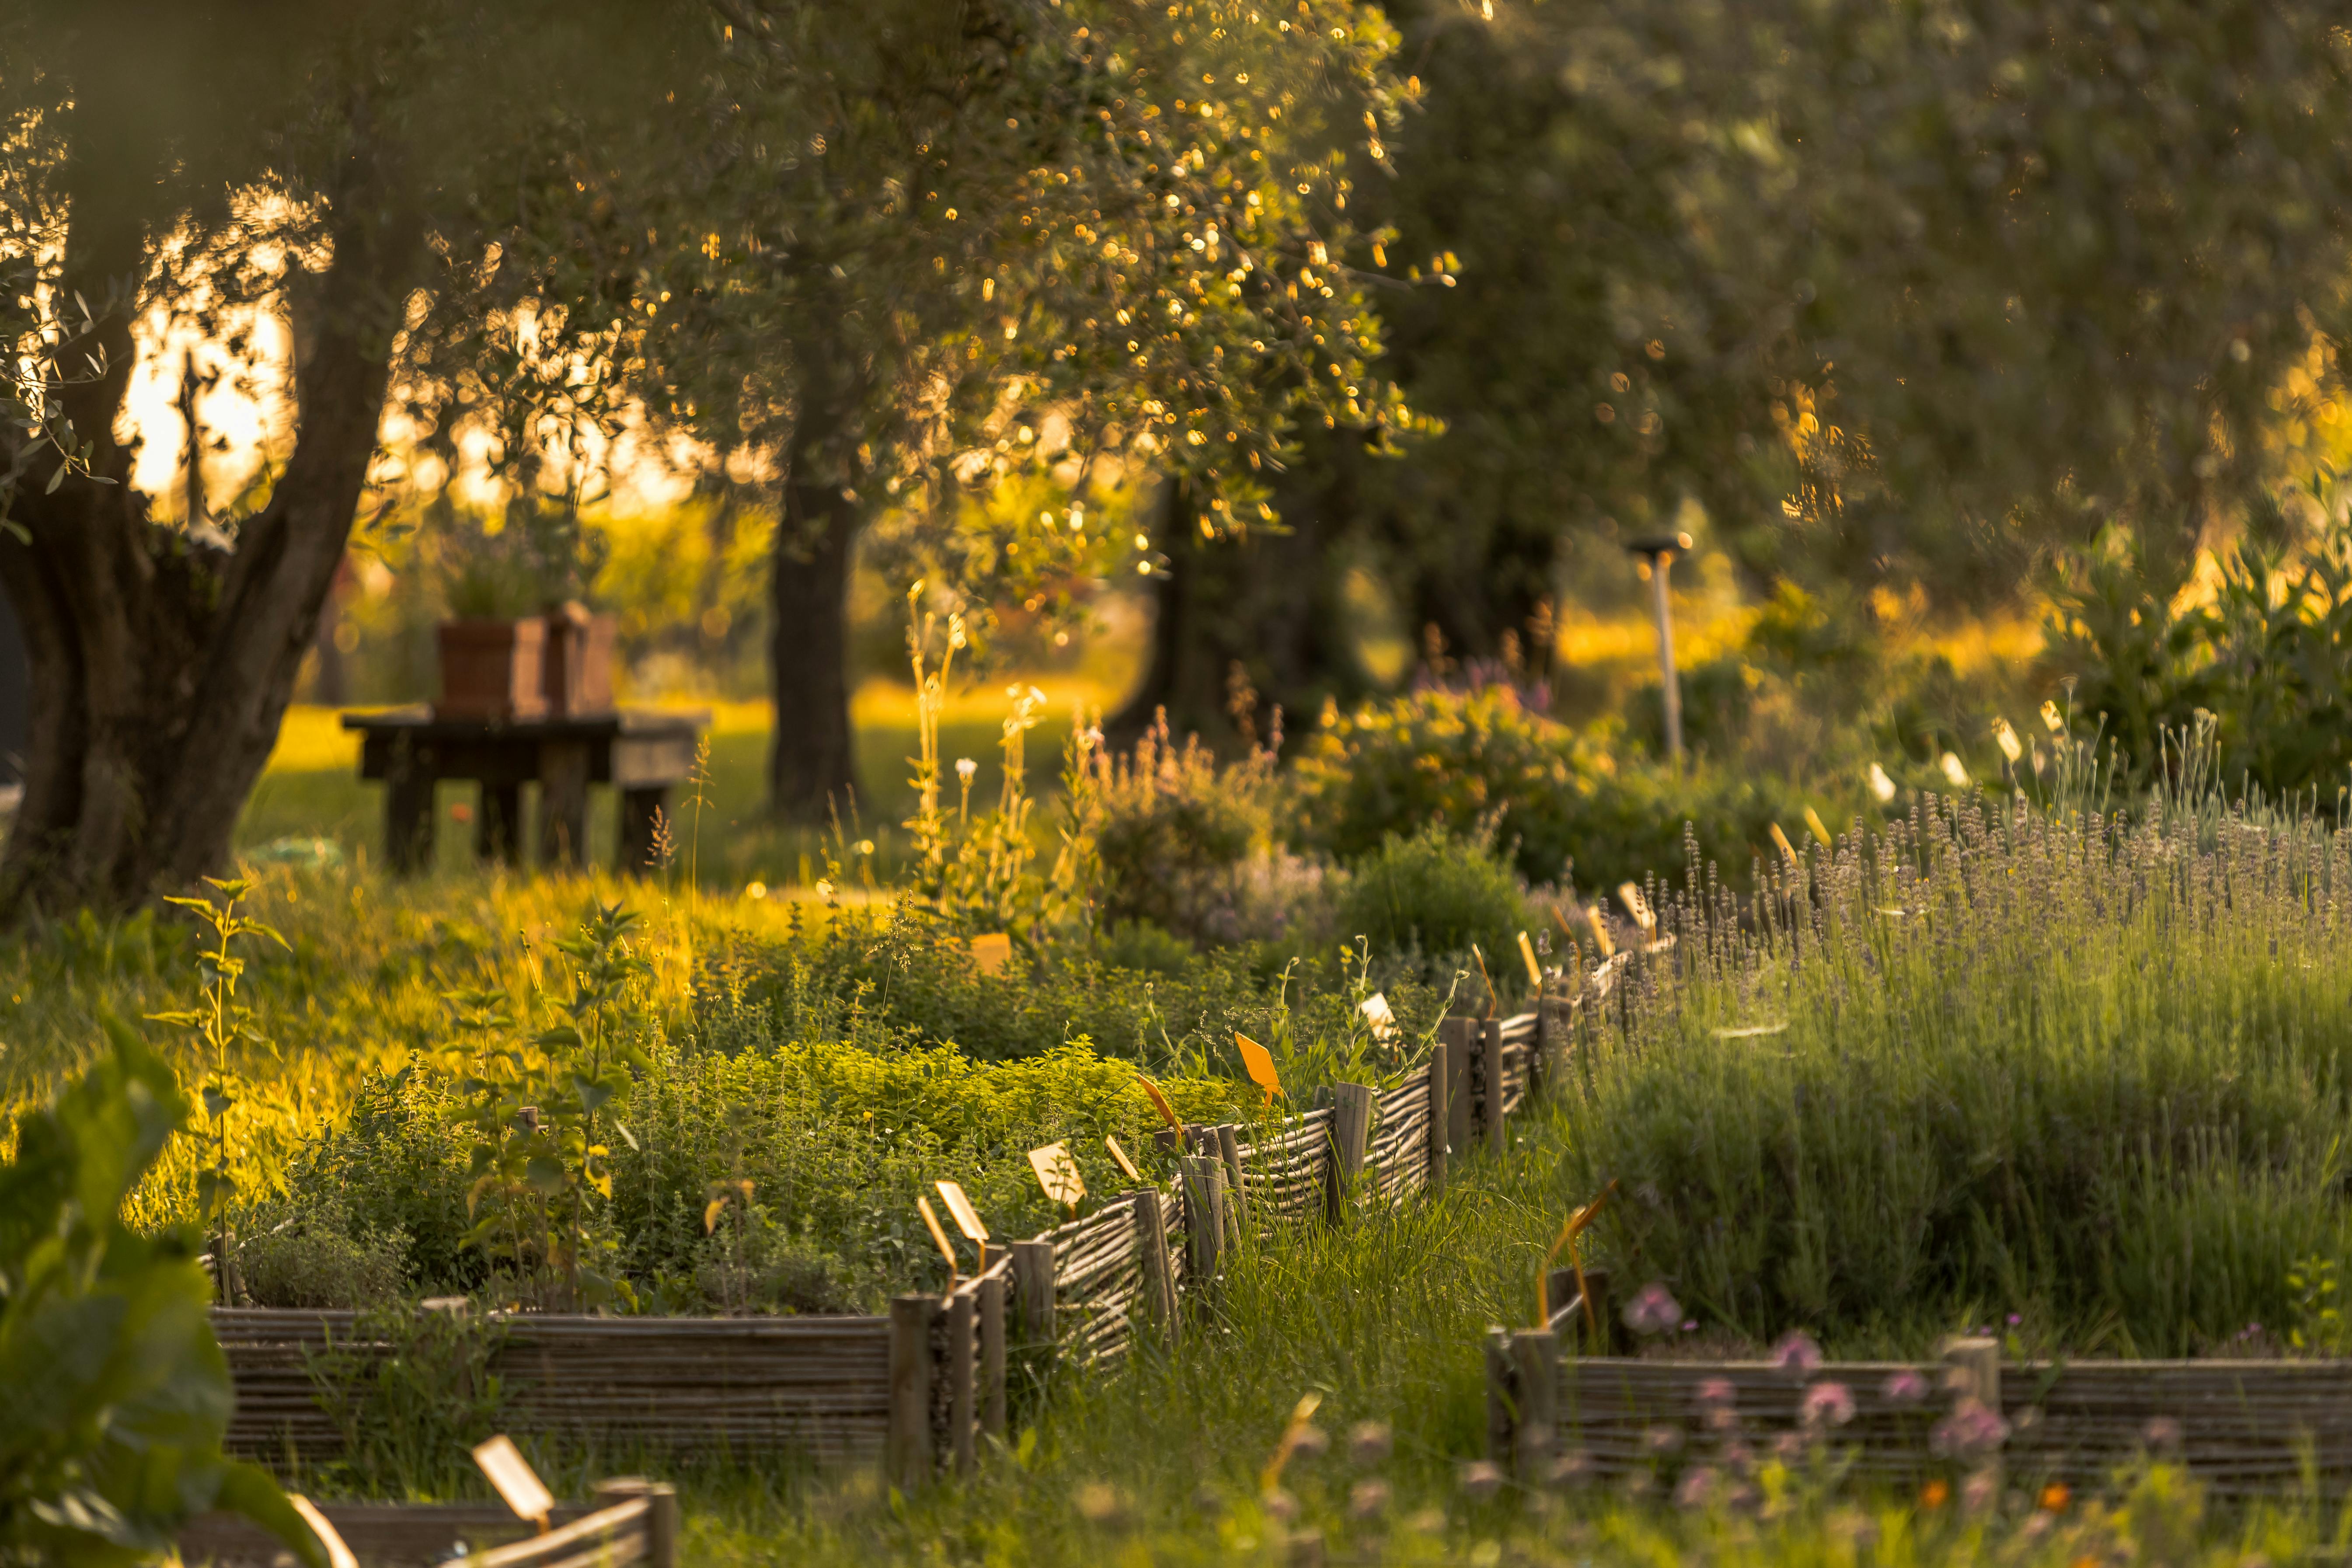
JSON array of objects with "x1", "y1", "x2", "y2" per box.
[{"x1": 217, "y1": 987, "x2": 1585, "y2": 1495}]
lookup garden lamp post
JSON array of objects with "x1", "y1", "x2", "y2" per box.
[{"x1": 1624, "y1": 532, "x2": 1693, "y2": 766}]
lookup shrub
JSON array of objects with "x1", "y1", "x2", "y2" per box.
[
  {"x1": 1054, "y1": 713, "x2": 1326, "y2": 949},
  {"x1": 240, "y1": 1198, "x2": 411, "y2": 1310},
  {"x1": 1289, "y1": 687, "x2": 1814, "y2": 894},
  {"x1": 1562, "y1": 796, "x2": 2352, "y2": 1355},
  {"x1": 1331, "y1": 828, "x2": 1530, "y2": 970}
]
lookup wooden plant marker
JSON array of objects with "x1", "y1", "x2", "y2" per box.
[
  {"x1": 1804, "y1": 805, "x2": 1833, "y2": 847},
  {"x1": 1616, "y1": 882, "x2": 1654, "y2": 940},
  {"x1": 1581, "y1": 902, "x2": 1615, "y2": 959},
  {"x1": 1470, "y1": 944, "x2": 1499, "y2": 1018},
  {"x1": 1769, "y1": 821, "x2": 1800, "y2": 866},
  {"x1": 1516, "y1": 931, "x2": 1544, "y2": 990},
  {"x1": 1028, "y1": 1142, "x2": 1086, "y2": 1218},
  {"x1": 1234, "y1": 1031, "x2": 1283, "y2": 1107},
  {"x1": 1358, "y1": 990, "x2": 1396, "y2": 1042},
  {"x1": 1136, "y1": 1073, "x2": 1181, "y2": 1132},
  {"x1": 935, "y1": 1179, "x2": 989, "y2": 1272},
  {"x1": 472, "y1": 1435, "x2": 555, "y2": 1533},
  {"x1": 917, "y1": 1194, "x2": 960, "y2": 1287},
  {"x1": 1259, "y1": 1390, "x2": 1325, "y2": 1494},
  {"x1": 969, "y1": 932, "x2": 1012, "y2": 975},
  {"x1": 286, "y1": 1495, "x2": 358, "y2": 1568},
  {"x1": 1104, "y1": 1134, "x2": 1143, "y2": 1183},
  {"x1": 1537, "y1": 1181, "x2": 1619, "y2": 1332}
]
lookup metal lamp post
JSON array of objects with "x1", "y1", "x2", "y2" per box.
[{"x1": 1624, "y1": 531, "x2": 1693, "y2": 766}]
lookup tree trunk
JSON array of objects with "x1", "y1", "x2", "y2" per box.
[
  {"x1": 767, "y1": 417, "x2": 864, "y2": 824},
  {"x1": 0, "y1": 80, "x2": 409, "y2": 918},
  {"x1": 1109, "y1": 430, "x2": 1374, "y2": 752}
]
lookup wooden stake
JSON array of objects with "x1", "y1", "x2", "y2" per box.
[
  {"x1": 1011, "y1": 1240, "x2": 1055, "y2": 1346},
  {"x1": 886, "y1": 1296, "x2": 937, "y2": 1491},
  {"x1": 1427, "y1": 1038, "x2": 1450, "y2": 1195},
  {"x1": 1324, "y1": 1083, "x2": 1374, "y2": 1223}
]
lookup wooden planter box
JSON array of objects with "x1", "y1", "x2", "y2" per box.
[
  {"x1": 542, "y1": 603, "x2": 616, "y2": 718},
  {"x1": 435, "y1": 620, "x2": 548, "y2": 722}
]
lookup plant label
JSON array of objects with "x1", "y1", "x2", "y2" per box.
[
  {"x1": 1105, "y1": 1134, "x2": 1143, "y2": 1182},
  {"x1": 287, "y1": 1495, "x2": 358, "y2": 1568},
  {"x1": 1028, "y1": 1142, "x2": 1086, "y2": 1211},
  {"x1": 1136, "y1": 1073, "x2": 1181, "y2": 1129},
  {"x1": 917, "y1": 1194, "x2": 959, "y2": 1282},
  {"x1": 935, "y1": 1179, "x2": 988, "y2": 1245},
  {"x1": 1616, "y1": 882, "x2": 1654, "y2": 936},
  {"x1": 1358, "y1": 991, "x2": 1396, "y2": 1042},
  {"x1": 1584, "y1": 903, "x2": 1616, "y2": 958},
  {"x1": 969, "y1": 932, "x2": 1012, "y2": 975},
  {"x1": 1234, "y1": 1031, "x2": 1283, "y2": 1104},
  {"x1": 473, "y1": 1435, "x2": 554, "y2": 1529},
  {"x1": 1517, "y1": 931, "x2": 1544, "y2": 989}
]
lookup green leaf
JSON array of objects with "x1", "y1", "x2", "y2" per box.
[
  {"x1": 524, "y1": 1155, "x2": 568, "y2": 1195},
  {"x1": 44, "y1": 460, "x2": 66, "y2": 494}
]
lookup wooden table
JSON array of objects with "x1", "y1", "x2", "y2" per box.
[{"x1": 341, "y1": 707, "x2": 707, "y2": 875}]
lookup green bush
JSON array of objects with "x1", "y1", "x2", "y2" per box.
[
  {"x1": 0, "y1": 1023, "x2": 320, "y2": 1566},
  {"x1": 1561, "y1": 797, "x2": 2352, "y2": 1355},
  {"x1": 1289, "y1": 686, "x2": 1814, "y2": 893},
  {"x1": 1331, "y1": 828, "x2": 1530, "y2": 971}
]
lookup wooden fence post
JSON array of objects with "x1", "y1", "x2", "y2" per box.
[
  {"x1": 1181, "y1": 1155, "x2": 1225, "y2": 1281},
  {"x1": 592, "y1": 1479, "x2": 678, "y2": 1568},
  {"x1": 1132, "y1": 1190, "x2": 1178, "y2": 1340},
  {"x1": 1215, "y1": 1124, "x2": 1251, "y2": 1238},
  {"x1": 1324, "y1": 1083, "x2": 1373, "y2": 1222},
  {"x1": 887, "y1": 1295, "x2": 937, "y2": 1491},
  {"x1": 1483, "y1": 1327, "x2": 1514, "y2": 1465},
  {"x1": 1944, "y1": 1335, "x2": 2003, "y2": 1481},
  {"x1": 948, "y1": 1288, "x2": 978, "y2": 1477},
  {"x1": 979, "y1": 1272, "x2": 1007, "y2": 1439},
  {"x1": 1510, "y1": 1329, "x2": 1559, "y2": 1479},
  {"x1": 1011, "y1": 1240, "x2": 1056, "y2": 1347},
  {"x1": 1481, "y1": 1020, "x2": 1507, "y2": 1157},
  {"x1": 1440, "y1": 1018, "x2": 1474, "y2": 1159},
  {"x1": 1426, "y1": 1039, "x2": 1450, "y2": 1195}
]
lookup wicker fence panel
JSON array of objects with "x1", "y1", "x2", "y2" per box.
[
  {"x1": 1552, "y1": 1357, "x2": 2352, "y2": 1497},
  {"x1": 1235, "y1": 1108, "x2": 1335, "y2": 1230},
  {"x1": 1045, "y1": 1204, "x2": 1145, "y2": 1364},
  {"x1": 1366, "y1": 1079, "x2": 1432, "y2": 1206},
  {"x1": 216, "y1": 1309, "x2": 893, "y2": 1462}
]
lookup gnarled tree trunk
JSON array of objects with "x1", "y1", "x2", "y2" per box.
[
  {"x1": 0, "y1": 85, "x2": 408, "y2": 919},
  {"x1": 767, "y1": 396, "x2": 865, "y2": 824}
]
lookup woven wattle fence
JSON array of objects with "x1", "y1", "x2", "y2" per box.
[
  {"x1": 1508, "y1": 1350, "x2": 2352, "y2": 1498},
  {"x1": 215, "y1": 1307, "x2": 894, "y2": 1462},
  {"x1": 215, "y1": 992, "x2": 1578, "y2": 1493}
]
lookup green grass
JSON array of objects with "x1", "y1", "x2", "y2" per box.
[{"x1": 236, "y1": 679, "x2": 1117, "y2": 888}]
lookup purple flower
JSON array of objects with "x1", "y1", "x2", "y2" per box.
[
  {"x1": 2143, "y1": 1417, "x2": 2183, "y2": 1452},
  {"x1": 1930, "y1": 1397, "x2": 2011, "y2": 1459},
  {"x1": 1694, "y1": 1378, "x2": 1737, "y2": 1410},
  {"x1": 1800, "y1": 1380, "x2": 1857, "y2": 1429},
  {"x1": 1623, "y1": 1281, "x2": 1684, "y2": 1336},
  {"x1": 1881, "y1": 1369, "x2": 1930, "y2": 1405},
  {"x1": 1641, "y1": 1424, "x2": 1685, "y2": 1456},
  {"x1": 1769, "y1": 1331, "x2": 1823, "y2": 1376},
  {"x1": 1721, "y1": 1439, "x2": 1755, "y2": 1475},
  {"x1": 2006, "y1": 1313, "x2": 2022, "y2": 1327},
  {"x1": 1546, "y1": 1449, "x2": 1595, "y2": 1490},
  {"x1": 1681, "y1": 1319, "x2": 1699, "y2": 1334},
  {"x1": 1771, "y1": 1430, "x2": 1811, "y2": 1462},
  {"x1": 1674, "y1": 1465, "x2": 1718, "y2": 1510}
]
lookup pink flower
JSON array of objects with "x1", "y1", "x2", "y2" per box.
[
  {"x1": 2143, "y1": 1416, "x2": 2183, "y2": 1452},
  {"x1": 1930, "y1": 1397, "x2": 2011, "y2": 1459},
  {"x1": 1769, "y1": 1331, "x2": 1823, "y2": 1376},
  {"x1": 1642, "y1": 1424, "x2": 1686, "y2": 1456},
  {"x1": 1694, "y1": 1377, "x2": 1737, "y2": 1409},
  {"x1": 1623, "y1": 1281, "x2": 1684, "y2": 1336},
  {"x1": 1674, "y1": 1465, "x2": 1718, "y2": 1510},
  {"x1": 1800, "y1": 1380, "x2": 1856, "y2": 1429},
  {"x1": 1881, "y1": 1369, "x2": 1930, "y2": 1405}
]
